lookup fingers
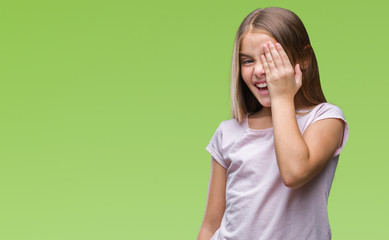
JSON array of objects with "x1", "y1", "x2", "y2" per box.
[
  {"x1": 260, "y1": 54, "x2": 270, "y2": 75},
  {"x1": 275, "y1": 43, "x2": 293, "y2": 69},
  {"x1": 261, "y1": 42, "x2": 303, "y2": 94},
  {"x1": 266, "y1": 42, "x2": 284, "y2": 69},
  {"x1": 262, "y1": 42, "x2": 293, "y2": 70},
  {"x1": 263, "y1": 43, "x2": 276, "y2": 70},
  {"x1": 261, "y1": 42, "x2": 299, "y2": 78}
]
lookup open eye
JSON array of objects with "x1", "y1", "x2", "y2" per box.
[{"x1": 241, "y1": 59, "x2": 253, "y2": 65}]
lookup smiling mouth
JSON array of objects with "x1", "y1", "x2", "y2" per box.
[{"x1": 255, "y1": 82, "x2": 268, "y2": 91}]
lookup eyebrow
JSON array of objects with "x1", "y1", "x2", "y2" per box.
[{"x1": 239, "y1": 53, "x2": 252, "y2": 58}]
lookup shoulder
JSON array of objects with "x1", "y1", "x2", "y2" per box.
[
  {"x1": 206, "y1": 117, "x2": 245, "y2": 155},
  {"x1": 219, "y1": 117, "x2": 245, "y2": 131},
  {"x1": 299, "y1": 102, "x2": 345, "y2": 119},
  {"x1": 302, "y1": 102, "x2": 349, "y2": 157},
  {"x1": 311, "y1": 102, "x2": 346, "y2": 122},
  {"x1": 297, "y1": 102, "x2": 348, "y2": 134},
  {"x1": 210, "y1": 117, "x2": 246, "y2": 141}
]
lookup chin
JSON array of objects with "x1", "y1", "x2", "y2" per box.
[
  {"x1": 261, "y1": 103, "x2": 271, "y2": 108},
  {"x1": 255, "y1": 97, "x2": 271, "y2": 108}
]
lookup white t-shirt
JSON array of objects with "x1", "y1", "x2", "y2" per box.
[{"x1": 205, "y1": 102, "x2": 349, "y2": 240}]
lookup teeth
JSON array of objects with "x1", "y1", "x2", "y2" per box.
[{"x1": 256, "y1": 82, "x2": 267, "y2": 88}]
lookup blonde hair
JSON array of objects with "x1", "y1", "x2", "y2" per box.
[{"x1": 230, "y1": 7, "x2": 326, "y2": 123}]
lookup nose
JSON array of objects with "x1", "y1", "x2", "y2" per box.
[{"x1": 253, "y1": 61, "x2": 265, "y2": 78}]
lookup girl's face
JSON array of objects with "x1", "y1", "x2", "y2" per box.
[{"x1": 239, "y1": 30, "x2": 278, "y2": 108}]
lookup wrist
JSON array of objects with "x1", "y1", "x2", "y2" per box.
[{"x1": 270, "y1": 95, "x2": 295, "y2": 108}]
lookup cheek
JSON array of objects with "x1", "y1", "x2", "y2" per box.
[{"x1": 240, "y1": 67, "x2": 252, "y2": 83}]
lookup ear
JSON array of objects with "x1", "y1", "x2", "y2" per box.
[{"x1": 301, "y1": 44, "x2": 311, "y2": 70}]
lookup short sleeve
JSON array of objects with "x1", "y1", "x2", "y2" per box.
[
  {"x1": 311, "y1": 103, "x2": 349, "y2": 157},
  {"x1": 205, "y1": 122, "x2": 228, "y2": 169}
]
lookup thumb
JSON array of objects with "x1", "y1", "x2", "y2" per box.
[{"x1": 295, "y1": 64, "x2": 303, "y2": 88}]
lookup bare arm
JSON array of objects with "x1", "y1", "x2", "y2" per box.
[
  {"x1": 261, "y1": 41, "x2": 345, "y2": 189},
  {"x1": 271, "y1": 99, "x2": 344, "y2": 188},
  {"x1": 197, "y1": 158, "x2": 227, "y2": 240}
]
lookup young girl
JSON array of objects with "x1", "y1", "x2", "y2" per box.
[{"x1": 197, "y1": 7, "x2": 349, "y2": 240}]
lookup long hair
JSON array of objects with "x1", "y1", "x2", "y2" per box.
[{"x1": 230, "y1": 7, "x2": 326, "y2": 123}]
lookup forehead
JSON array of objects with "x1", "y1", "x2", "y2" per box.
[{"x1": 240, "y1": 30, "x2": 277, "y2": 53}]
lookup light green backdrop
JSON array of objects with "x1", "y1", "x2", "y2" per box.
[{"x1": 0, "y1": 0, "x2": 387, "y2": 239}]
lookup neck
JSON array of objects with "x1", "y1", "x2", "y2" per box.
[
  {"x1": 251, "y1": 106, "x2": 272, "y2": 117},
  {"x1": 260, "y1": 107, "x2": 272, "y2": 116}
]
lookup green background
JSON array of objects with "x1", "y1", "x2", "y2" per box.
[{"x1": 0, "y1": 0, "x2": 387, "y2": 239}]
